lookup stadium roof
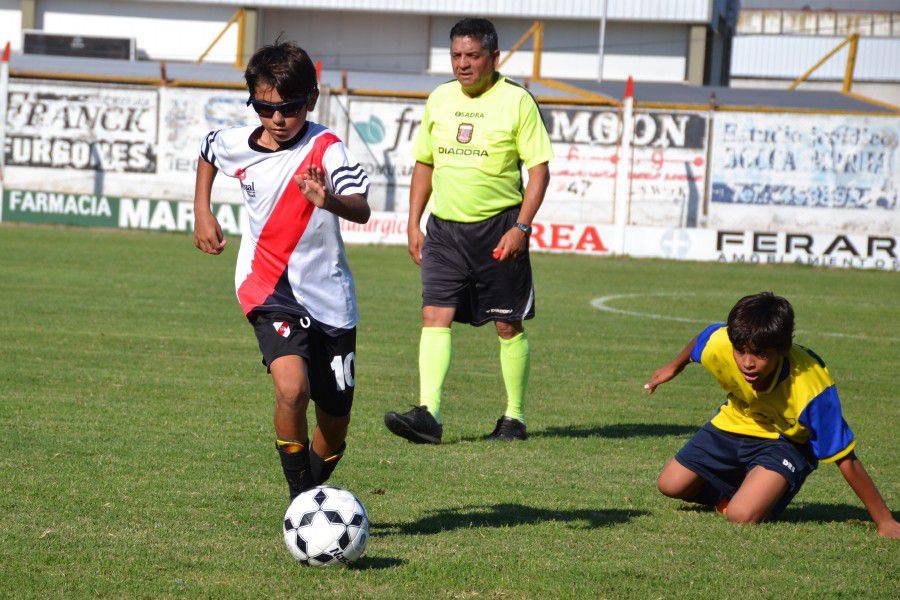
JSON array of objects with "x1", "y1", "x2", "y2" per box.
[
  {"x1": 123, "y1": 0, "x2": 722, "y2": 23},
  {"x1": 8, "y1": 51, "x2": 896, "y2": 114}
]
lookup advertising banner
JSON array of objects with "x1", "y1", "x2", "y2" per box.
[
  {"x1": 4, "y1": 82, "x2": 158, "y2": 173},
  {"x1": 543, "y1": 107, "x2": 708, "y2": 226},
  {"x1": 158, "y1": 87, "x2": 257, "y2": 180},
  {"x1": 709, "y1": 112, "x2": 900, "y2": 233},
  {"x1": 2, "y1": 188, "x2": 246, "y2": 234},
  {"x1": 343, "y1": 99, "x2": 709, "y2": 226},
  {"x1": 624, "y1": 225, "x2": 898, "y2": 271},
  {"x1": 345, "y1": 98, "x2": 423, "y2": 212}
]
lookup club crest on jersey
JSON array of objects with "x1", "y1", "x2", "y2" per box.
[
  {"x1": 273, "y1": 321, "x2": 291, "y2": 338},
  {"x1": 457, "y1": 123, "x2": 474, "y2": 144},
  {"x1": 234, "y1": 168, "x2": 247, "y2": 182}
]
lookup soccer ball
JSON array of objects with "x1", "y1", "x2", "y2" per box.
[{"x1": 283, "y1": 485, "x2": 369, "y2": 566}]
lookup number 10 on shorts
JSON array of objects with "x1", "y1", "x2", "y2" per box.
[{"x1": 330, "y1": 352, "x2": 356, "y2": 391}]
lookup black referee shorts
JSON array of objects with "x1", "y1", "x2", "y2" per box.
[{"x1": 421, "y1": 206, "x2": 535, "y2": 326}]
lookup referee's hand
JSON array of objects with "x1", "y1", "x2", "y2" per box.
[
  {"x1": 408, "y1": 226, "x2": 425, "y2": 266},
  {"x1": 493, "y1": 226, "x2": 527, "y2": 261}
]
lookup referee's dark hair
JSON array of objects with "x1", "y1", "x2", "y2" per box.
[
  {"x1": 727, "y1": 292, "x2": 794, "y2": 353},
  {"x1": 450, "y1": 17, "x2": 499, "y2": 53},
  {"x1": 245, "y1": 38, "x2": 317, "y2": 101}
]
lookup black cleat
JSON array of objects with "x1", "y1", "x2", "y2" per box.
[
  {"x1": 484, "y1": 416, "x2": 527, "y2": 441},
  {"x1": 384, "y1": 406, "x2": 442, "y2": 444}
]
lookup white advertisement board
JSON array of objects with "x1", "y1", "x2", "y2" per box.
[
  {"x1": 543, "y1": 107, "x2": 708, "y2": 226},
  {"x1": 709, "y1": 112, "x2": 900, "y2": 234},
  {"x1": 5, "y1": 82, "x2": 157, "y2": 173}
]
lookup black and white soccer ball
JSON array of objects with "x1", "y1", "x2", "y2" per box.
[{"x1": 283, "y1": 485, "x2": 369, "y2": 567}]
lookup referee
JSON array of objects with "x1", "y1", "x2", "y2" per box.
[{"x1": 384, "y1": 17, "x2": 553, "y2": 444}]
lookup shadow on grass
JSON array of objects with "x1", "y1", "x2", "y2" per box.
[
  {"x1": 531, "y1": 423, "x2": 697, "y2": 439},
  {"x1": 679, "y1": 502, "x2": 872, "y2": 524},
  {"x1": 779, "y1": 502, "x2": 871, "y2": 524},
  {"x1": 374, "y1": 503, "x2": 648, "y2": 537},
  {"x1": 348, "y1": 556, "x2": 405, "y2": 570}
]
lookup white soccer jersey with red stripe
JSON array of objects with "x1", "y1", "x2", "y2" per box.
[{"x1": 199, "y1": 122, "x2": 369, "y2": 330}]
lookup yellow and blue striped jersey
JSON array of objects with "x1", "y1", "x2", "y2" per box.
[{"x1": 691, "y1": 324, "x2": 855, "y2": 463}]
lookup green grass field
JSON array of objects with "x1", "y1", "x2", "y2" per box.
[{"x1": 1, "y1": 224, "x2": 898, "y2": 599}]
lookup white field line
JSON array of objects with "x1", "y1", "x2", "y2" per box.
[{"x1": 590, "y1": 293, "x2": 900, "y2": 343}]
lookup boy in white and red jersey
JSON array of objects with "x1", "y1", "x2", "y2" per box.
[{"x1": 193, "y1": 41, "x2": 370, "y2": 501}]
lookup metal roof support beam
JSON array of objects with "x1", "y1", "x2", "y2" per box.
[
  {"x1": 497, "y1": 21, "x2": 540, "y2": 71},
  {"x1": 788, "y1": 33, "x2": 857, "y2": 91},
  {"x1": 842, "y1": 34, "x2": 858, "y2": 93},
  {"x1": 196, "y1": 8, "x2": 244, "y2": 66},
  {"x1": 20, "y1": 0, "x2": 36, "y2": 30}
]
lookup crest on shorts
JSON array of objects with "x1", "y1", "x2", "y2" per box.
[
  {"x1": 273, "y1": 321, "x2": 291, "y2": 338},
  {"x1": 457, "y1": 123, "x2": 474, "y2": 144}
]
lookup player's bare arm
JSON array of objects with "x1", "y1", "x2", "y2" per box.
[
  {"x1": 644, "y1": 336, "x2": 698, "y2": 394},
  {"x1": 835, "y1": 453, "x2": 900, "y2": 538},
  {"x1": 494, "y1": 162, "x2": 549, "y2": 261},
  {"x1": 407, "y1": 161, "x2": 434, "y2": 266},
  {"x1": 193, "y1": 157, "x2": 227, "y2": 255},
  {"x1": 293, "y1": 165, "x2": 370, "y2": 224}
]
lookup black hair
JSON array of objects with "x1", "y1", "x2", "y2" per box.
[
  {"x1": 727, "y1": 292, "x2": 794, "y2": 353},
  {"x1": 244, "y1": 39, "x2": 317, "y2": 100},
  {"x1": 450, "y1": 17, "x2": 499, "y2": 53}
]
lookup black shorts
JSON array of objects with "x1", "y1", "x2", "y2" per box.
[
  {"x1": 421, "y1": 206, "x2": 535, "y2": 326},
  {"x1": 675, "y1": 422, "x2": 818, "y2": 517},
  {"x1": 251, "y1": 312, "x2": 356, "y2": 417}
]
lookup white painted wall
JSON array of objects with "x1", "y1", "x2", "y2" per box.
[
  {"x1": 429, "y1": 18, "x2": 689, "y2": 82},
  {"x1": 0, "y1": 0, "x2": 22, "y2": 51},
  {"x1": 261, "y1": 9, "x2": 429, "y2": 72},
  {"x1": 732, "y1": 36, "x2": 900, "y2": 82},
  {"x1": 37, "y1": 0, "x2": 239, "y2": 63}
]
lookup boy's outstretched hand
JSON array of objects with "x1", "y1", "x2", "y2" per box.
[
  {"x1": 294, "y1": 165, "x2": 328, "y2": 208},
  {"x1": 644, "y1": 362, "x2": 685, "y2": 394},
  {"x1": 877, "y1": 519, "x2": 900, "y2": 538}
]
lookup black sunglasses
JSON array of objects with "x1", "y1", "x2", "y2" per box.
[{"x1": 246, "y1": 96, "x2": 309, "y2": 118}]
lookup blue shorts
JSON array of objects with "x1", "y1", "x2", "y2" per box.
[{"x1": 675, "y1": 422, "x2": 818, "y2": 517}]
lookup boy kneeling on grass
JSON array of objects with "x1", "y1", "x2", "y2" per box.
[{"x1": 645, "y1": 292, "x2": 899, "y2": 537}]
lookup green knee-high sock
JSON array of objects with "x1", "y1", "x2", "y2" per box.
[
  {"x1": 499, "y1": 331, "x2": 530, "y2": 423},
  {"x1": 419, "y1": 327, "x2": 451, "y2": 423}
]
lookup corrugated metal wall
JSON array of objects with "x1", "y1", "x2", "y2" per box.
[
  {"x1": 731, "y1": 35, "x2": 900, "y2": 81},
  {"x1": 129, "y1": 0, "x2": 714, "y2": 22}
]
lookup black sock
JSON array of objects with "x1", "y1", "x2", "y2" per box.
[
  {"x1": 310, "y1": 443, "x2": 346, "y2": 486},
  {"x1": 276, "y1": 440, "x2": 313, "y2": 500}
]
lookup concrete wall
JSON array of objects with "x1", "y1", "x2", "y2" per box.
[
  {"x1": 0, "y1": 0, "x2": 23, "y2": 51},
  {"x1": 429, "y1": 17, "x2": 689, "y2": 82},
  {"x1": 37, "y1": 0, "x2": 239, "y2": 62},
  {"x1": 261, "y1": 8, "x2": 429, "y2": 72}
]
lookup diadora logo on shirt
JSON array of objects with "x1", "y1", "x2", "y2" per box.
[
  {"x1": 454, "y1": 111, "x2": 485, "y2": 119},
  {"x1": 439, "y1": 146, "x2": 488, "y2": 156},
  {"x1": 273, "y1": 321, "x2": 291, "y2": 338},
  {"x1": 457, "y1": 123, "x2": 474, "y2": 144}
]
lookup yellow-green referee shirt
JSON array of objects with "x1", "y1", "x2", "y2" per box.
[{"x1": 412, "y1": 75, "x2": 554, "y2": 223}]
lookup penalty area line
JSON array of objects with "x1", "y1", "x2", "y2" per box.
[{"x1": 590, "y1": 293, "x2": 899, "y2": 343}]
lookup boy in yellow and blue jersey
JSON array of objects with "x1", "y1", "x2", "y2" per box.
[{"x1": 645, "y1": 292, "x2": 899, "y2": 537}]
